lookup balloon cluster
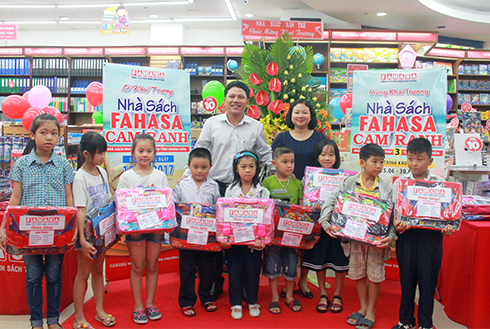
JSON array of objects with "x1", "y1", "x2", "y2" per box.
[
  {"x1": 1, "y1": 81, "x2": 103, "y2": 130},
  {"x1": 329, "y1": 93, "x2": 353, "y2": 121}
]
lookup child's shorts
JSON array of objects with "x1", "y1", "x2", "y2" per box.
[
  {"x1": 262, "y1": 245, "x2": 298, "y2": 281},
  {"x1": 348, "y1": 242, "x2": 385, "y2": 283},
  {"x1": 125, "y1": 233, "x2": 165, "y2": 244}
]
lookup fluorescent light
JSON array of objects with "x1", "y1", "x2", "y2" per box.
[
  {"x1": 224, "y1": 0, "x2": 237, "y2": 21},
  {"x1": 0, "y1": 5, "x2": 55, "y2": 8},
  {"x1": 7, "y1": 21, "x2": 57, "y2": 24},
  {"x1": 131, "y1": 19, "x2": 172, "y2": 23},
  {"x1": 124, "y1": 1, "x2": 187, "y2": 5},
  {"x1": 150, "y1": 14, "x2": 159, "y2": 18},
  {"x1": 58, "y1": 3, "x2": 120, "y2": 8},
  {"x1": 377, "y1": 12, "x2": 387, "y2": 16},
  {"x1": 59, "y1": 20, "x2": 101, "y2": 24},
  {"x1": 59, "y1": 16, "x2": 69, "y2": 21},
  {"x1": 173, "y1": 18, "x2": 233, "y2": 22},
  {"x1": 245, "y1": 13, "x2": 254, "y2": 18},
  {"x1": 188, "y1": 0, "x2": 194, "y2": 3}
]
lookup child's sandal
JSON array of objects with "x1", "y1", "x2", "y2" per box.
[
  {"x1": 182, "y1": 306, "x2": 196, "y2": 317},
  {"x1": 203, "y1": 301, "x2": 217, "y2": 312},
  {"x1": 330, "y1": 295, "x2": 343, "y2": 313},
  {"x1": 316, "y1": 295, "x2": 330, "y2": 313}
]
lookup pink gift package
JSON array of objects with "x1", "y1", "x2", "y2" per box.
[
  {"x1": 115, "y1": 187, "x2": 176, "y2": 234},
  {"x1": 216, "y1": 197, "x2": 274, "y2": 247}
]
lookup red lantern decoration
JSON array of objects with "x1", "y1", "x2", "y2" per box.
[
  {"x1": 340, "y1": 93, "x2": 353, "y2": 115},
  {"x1": 268, "y1": 100, "x2": 284, "y2": 115},
  {"x1": 268, "y1": 78, "x2": 282, "y2": 93},
  {"x1": 250, "y1": 73, "x2": 263, "y2": 85},
  {"x1": 86, "y1": 82, "x2": 103, "y2": 107},
  {"x1": 247, "y1": 105, "x2": 261, "y2": 119},
  {"x1": 22, "y1": 107, "x2": 45, "y2": 131},
  {"x1": 42, "y1": 106, "x2": 63, "y2": 124},
  {"x1": 266, "y1": 62, "x2": 279, "y2": 76},
  {"x1": 255, "y1": 91, "x2": 270, "y2": 106},
  {"x1": 1, "y1": 95, "x2": 30, "y2": 120}
]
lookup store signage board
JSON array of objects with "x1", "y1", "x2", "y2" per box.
[
  {"x1": 427, "y1": 48, "x2": 465, "y2": 58},
  {"x1": 104, "y1": 47, "x2": 145, "y2": 55},
  {"x1": 241, "y1": 19, "x2": 323, "y2": 40},
  {"x1": 0, "y1": 24, "x2": 16, "y2": 40},
  {"x1": 180, "y1": 47, "x2": 224, "y2": 55},
  {"x1": 0, "y1": 48, "x2": 22, "y2": 55},
  {"x1": 332, "y1": 31, "x2": 396, "y2": 41},
  {"x1": 25, "y1": 48, "x2": 63, "y2": 55},
  {"x1": 467, "y1": 51, "x2": 490, "y2": 59},
  {"x1": 103, "y1": 63, "x2": 190, "y2": 189},
  {"x1": 397, "y1": 32, "x2": 437, "y2": 42},
  {"x1": 64, "y1": 48, "x2": 104, "y2": 56},
  {"x1": 350, "y1": 68, "x2": 447, "y2": 181},
  {"x1": 147, "y1": 47, "x2": 180, "y2": 55},
  {"x1": 226, "y1": 47, "x2": 244, "y2": 55}
]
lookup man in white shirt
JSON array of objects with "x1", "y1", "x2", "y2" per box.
[{"x1": 181, "y1": 81, "x2": 273, "y2": 196}]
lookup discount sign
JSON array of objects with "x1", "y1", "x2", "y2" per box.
[
  {"x1": 203, "y1": 96, "x2": 218, "y2": 112},
  {"x1": 465, "y1": 136, "x2": 483, "y2": 152}
]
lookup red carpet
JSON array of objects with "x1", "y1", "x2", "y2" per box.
[{"x1": 63, "y1": 272, "x2": 402, "y2": 329}]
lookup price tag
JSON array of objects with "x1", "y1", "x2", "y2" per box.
[
  {"x1": 233, "y1": 226, "x2": 255, "y2": 243},
  {"x1": 203, "y1": 96, "x2": 218, "y2": 112},
  {"x1": 280, "y1": 232, "x2": 302, "y2": 247},
  {"x1": 465, "y1": 136, "x2": 483, "y2": 152},
  {"x1": 343, "y1": 220, "x2": 368, "y2": 240},
  {"x1": 187, "y1": 228, "x2": 209, "y2": 245},
  {"x1": 136, "y1": 211, "x2": 161, "y2": 229},
  {"x1": 29, "y1": 231, "x2": 54, "y2": 246},
  {"x1": 461, "y1": 103, "x2": 472, "y2": 112},
  {"x1": 450, "y1": 117, "x2": 459, "y2": 128},
  {"x1": 416, "y1": 200, "x2": 441, "y2": 218}
]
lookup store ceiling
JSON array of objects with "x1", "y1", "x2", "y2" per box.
[{"x1": 1, "y1": 0, "x2": 490, "y2": 45}]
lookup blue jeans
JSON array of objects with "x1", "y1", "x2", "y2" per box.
[{"x1": 24, "y1": 254, "x2": 65, "y2": 327}]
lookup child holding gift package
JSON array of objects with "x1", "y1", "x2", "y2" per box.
[
  {"x1": 117, "y1": 133, "x2": 168, "y2": 325},
  {"x1": 0, "y1": 114, "x2": 74, "y2": 329},
  {"x1": 320, "y1": 143, "x2": 396, "y2": 329},
  {"x1": 174, "y1": 148, "x2": 221, "y2": 317},
  {"x1": 72, "y1": 131, "x2": 114, "y2": 329},
  {"x1": 262, "y1": 146, "x2": 303, "y2": 314},
  {"x1": 391, "y1": 138, "x2": 455, "y2": 329},
  {"x1": 300, "y1": 138, "x2": 349, "y2": 314},
  {"x1": 222, "y1": 151, "x2": 270, "y2": 320}
]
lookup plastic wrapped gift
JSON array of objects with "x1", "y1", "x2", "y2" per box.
[
  {"x1": 84, "y1": 201, "x2": 120, "y2": 259},
  {"x1": 303, "y1": 166, "x2": 357, "y2": 207},
  {"x1": 115, "y1": 187, "x2": 176, "y2": 234},
  {"x1": 170, "y1": 203, "x2": 222, "y2": 252},
  {"x1": 5, "y1": 206, "x2": 77, "y2": 255},
  {"x1": 396, "y1": 179, "x2": 462, "y2": 230},
  {"x1": 271, "y1": 201, "x2": 321, "y2": 249},
  {"x1": 216, "y1": 197, "x2": 274, "y2": 247},
  {"x1": 331, "y1": 191, "x2": 393, "y2": 246}
]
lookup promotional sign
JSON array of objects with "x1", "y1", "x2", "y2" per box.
[
  {"x1": 103, "y1": 63, "x2": 191, "y2": 188},
  {"x1": 101, "y1": 5, "x2": 130, "y2": 35},
  {"x1": 0, "y1": 24, "x2": 17, "y2": 40},
  {"x1": 350, "y1": 68, "x2": 447, "y2": 180},
  {"x1": 241, "y1": 19, "x2": 323, "y2": 40}
]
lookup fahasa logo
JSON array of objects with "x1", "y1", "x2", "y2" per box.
[
  {"x1": 25, "y1": 216, "x2": 60, "y2": 225},
  {"x1": 131, "y1": 196, "x2": 161, "y2": 203},
  {"x1": 229, "y1": 209, "x2": 259, "y2": 217},
  {"x1": 347, "y1": 203, "x2": 377, "y2": 215},
  {"x1": 9, "y1": 254, "x2": 23, "y2": 263},
  {"x1": 131, "y1": 69, "x2": 165, "y2": 80},
  {"x1": 380, "y1": 72, "x2": 417, "y2": 82},
  {"x1": 412, "y1": 187, "x2": 446, "y2": 196},
  {"x1": 283, "y1": 219, "x2": 310, "y2": 229},
  {"x1": 318, "y1": 175, "x2": 344, "y2": 183}
]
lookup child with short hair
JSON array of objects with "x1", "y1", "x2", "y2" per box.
[
  {"x1": 222, "y1": 150, "x2": 270, "y2": 320},
  {"x1": 391, "y1": 138, "x2": 454, "y2": 329},
  {"x1": 320, "y1": 143, "x2": 396, "y2": 329},
  {"x1": 174, "y1": 148, "x2": 221, "y2": 317},
  {"x1": 262, "y1": 146, "x2": 303, "y2": 314}
]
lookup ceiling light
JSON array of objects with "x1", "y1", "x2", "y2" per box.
[
  {"x1": 0, "y1": 4, "x2": 55, "y2": 8},
  {"x1": 188, "y1": 0, "x2": 194, "y2": 3},
  {"x1": 59, "y1": 20, "x2": 100, "y2": 24},
  {"x1": 59, "y1": 16, "x2": 69, "y2": 21},
  {"x1": 224, "y1": 0, "x2": 237, "y2": 21},
  {"x1": 7, "y1": 21, "x2": 57, "y2": 24},
  {"x1": 131, "y1": 19, "x2": 172, "y2": 23},
  {"x1": 150, "y1": 14, "x2": 159, "y2": 18},
  {"x1": 245, "y1": 13, "x2": 254, "y2": 18},
  {"x1": 173, "y1": 18, "x2": 233, "y2": 22},
  {"x1": 377, "y1": 12, "x2": 387, "y2": 16},
  {"x1": 58, "y1": 3, "x2": 120, "y2": 8},
  {"x1": 124, "y1": 1, "x2": 188, "y2": 6}
]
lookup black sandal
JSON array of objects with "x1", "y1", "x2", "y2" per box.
[
  {"x1": 316, "y1": 295, "x2": 330, "y2": 313},
  {"x1": 330, "y1": 295, "x2": 343, "y2": 313}
]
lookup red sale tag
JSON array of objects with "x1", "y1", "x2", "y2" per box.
[
  {"x1": 8, "y1": 80, "x2": 14, "y2": 88},
  {"x1": 450, "y1": 118, "x2": 459, "y2": 128},
  {"x1": 465, "y1": 136, "x2": 483, "y2": 152},
  {"x1": 203, "y1": 96, "x2": 218, "y2": 112},
  {"x1": 461, "y1": 103, "x2": 472, "y2": 112}
]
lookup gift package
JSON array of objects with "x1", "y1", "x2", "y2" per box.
[
  {"x1": 331, "y1": 191, "x2": 393, "y2": 245},
  {"x1": 5, "y1": 206, "x2": 77, "y2": 255},
  {"x1": 271, "y1": 201, "x2": 321, "y2": 249},
  {"x1": 170, "y1": 203, "x2": 222, "y2": 252},
  {"x1": 395, "y1": 179, "x2": 462, "y2": 230},
  {"x1": 303, "y1": 166, "x2": 357, "y2": 207},
  {"x1": 115, "y1": 187, "x2": 176, "y2": 234},
  {"x1": 84, "y1": 201, "x2": 120, "y2": 259},
  {"x1": 216, "y1": 197, "x2": 274, "y2": 247}
]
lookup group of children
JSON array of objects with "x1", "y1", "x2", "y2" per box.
[{"x1": 0, "y1": 112, "x2": 454, "y2": 329}]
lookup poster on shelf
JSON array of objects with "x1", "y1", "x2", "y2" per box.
[
  {"x1": 350, "y1": 68, "x2": 447, "y2": 181},
  {"x1": 103, "y1": 62, "x2": 191, "y2": 189}
]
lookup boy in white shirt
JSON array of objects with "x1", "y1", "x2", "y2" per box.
[{"x1": 174, "y1": 148, "x2": 221, "y2": 317}]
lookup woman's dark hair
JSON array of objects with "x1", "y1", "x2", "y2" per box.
[
  {"x1": 231, "y1": 150, "x2": 260, "y2": 187},
  {"x1": 77, "y1": 131, "x2": 108, "y2": 169},
  {"x1": 23, "y1": 113, "x2": 60, "y2": 155},
  {"x1": 313, "y1": 138, "x2": 340, "y2": 169},
  {"x1": 130, "y1": 133, "x2": 156, "y2": 164},
  {"x1": 285, "y1": 99, "x2": 318, "y2": 130}
]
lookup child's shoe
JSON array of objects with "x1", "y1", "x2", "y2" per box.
[
  {"x1": 418, "y1": 327, "x2": 433, "y2": 329},
  {"x1": 145, "y1": 306, "x2": 162, "y2": 321},
  {"x1": 132, "y1": 309, "x2": 148, "y2": 324},
  {"x1": 231, "y1": 305, "x2": 243, "y2": 320},
  {"x1": 392, "y1": 323, "x2": 414, "y2": 329},
  {"x1": 248, "y1": 304, "x2": 261, "y2": 317}
]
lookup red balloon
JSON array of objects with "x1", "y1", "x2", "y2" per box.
[
  {"x1": 22, "y1": 91, "x2": 29, "y2": 100},
  {"x1": 340, "y1": 93, "x2": 353, "y2": 114},
  {"x1": 86, "y1": 82, "x2": 103, "y2": 107},
  {"x1": 1, "y1": 95, "x2": 30, "y2": 119},
  {"x1": 43, "y1": 106, "x2": 63, "y2": 124},
  {"x1": 22, "y1": 107, "x2": 45, "y2": 131}
]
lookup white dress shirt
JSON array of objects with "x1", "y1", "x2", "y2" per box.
[{"x1": 173, "y1": 175, "x2": 220, "y2": 205}]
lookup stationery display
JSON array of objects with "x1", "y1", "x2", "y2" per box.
[
  {"x1": 4, "y1": 206, "x2": 77, "y2": 255},
  {"x1": 395, "y1": 179, "x2": 462, "y2": 230},
  {"x1": 115, "y1": 187, "x2": 176, "y2": 234},
  {"x1": 170, "y1": 203, "x2": 222, "y2": 252},
  {"x1": 271, "y1": 201, "x2": 321, "y2": 249},
  {"x1": 216, "y1": 197, "x2": 274, "y2": 247},
  {"x1": 84, "y1": 201, "x2": 119, "y2": 259},
  {"x1": 303, "y1": 166, "x2": 357, "y2": 207},
  {"x1": 330, "y1": 191, "x2": 393, "y2": 245}
]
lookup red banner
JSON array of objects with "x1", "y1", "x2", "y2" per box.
[{"x1": 241, "y1": 19, "x2": 323, "y2": 40}]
